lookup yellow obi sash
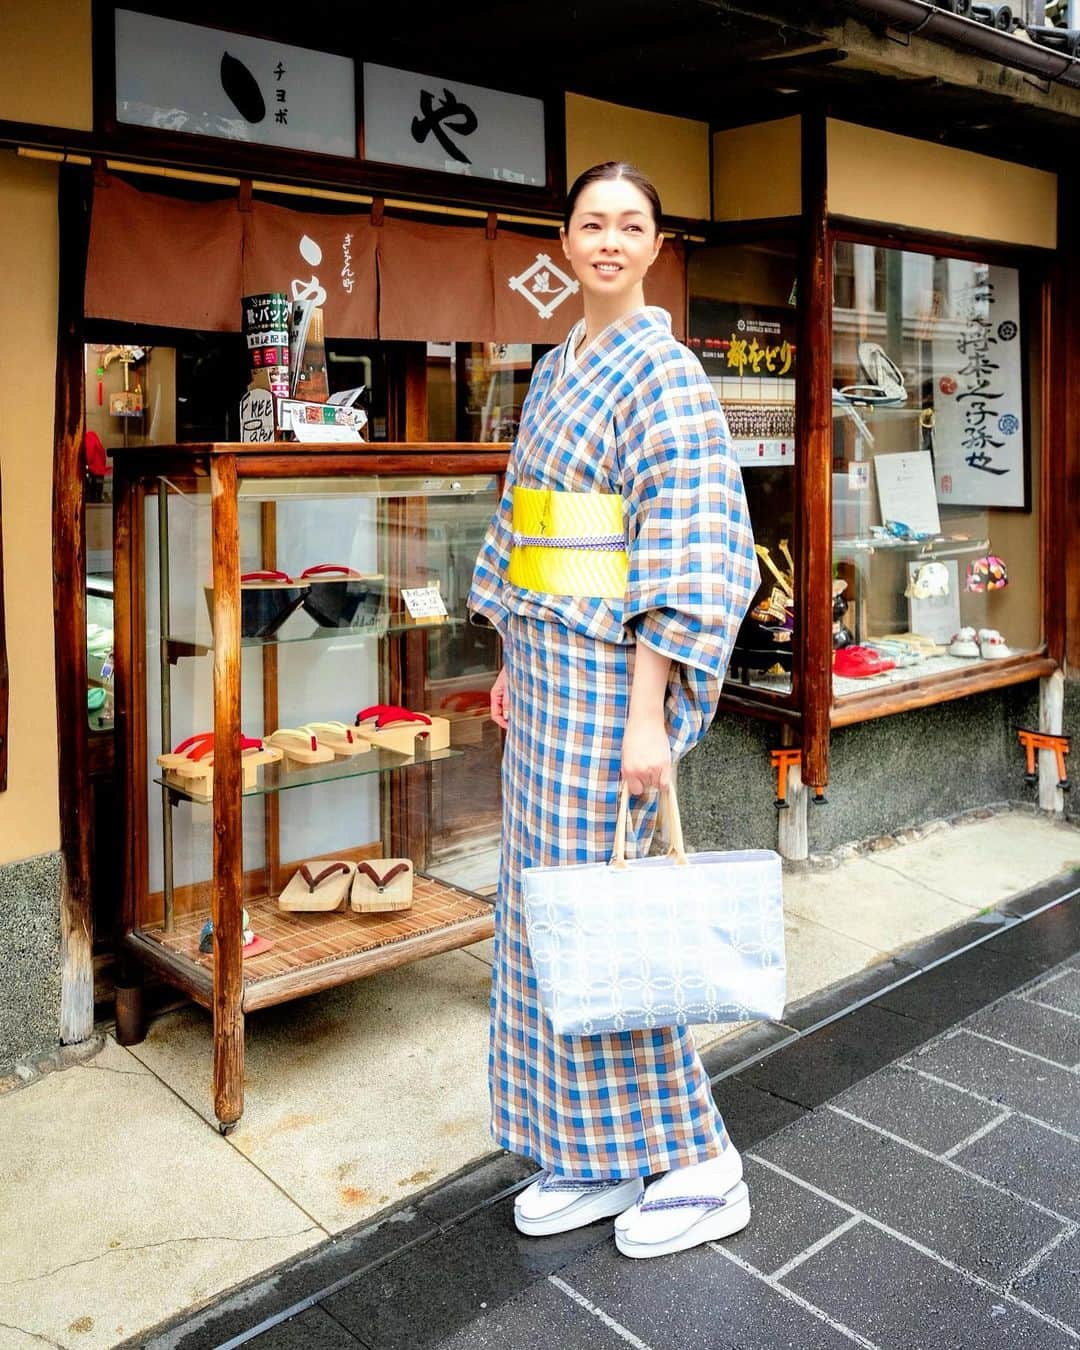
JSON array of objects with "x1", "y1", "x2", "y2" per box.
[{"x1": 507, "y1": 487, "x2": 627, "y2": 599}]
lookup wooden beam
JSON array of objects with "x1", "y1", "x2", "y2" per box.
[
  {"x1": 795, "y1": 109, "x2": 833, "y2": 789},
  {"x1": 0, "y1": 458, "x2": 7, "y2": 792},
  {"x1": 53, "y1": 168, "x2": 94, "y2": 1045},
  {"x1": 1062, "y1": 177, "x2": 1080, "y2": 674},
  {"x1": 209, "y1": 453, "x2": 245, "y2": 1129}
]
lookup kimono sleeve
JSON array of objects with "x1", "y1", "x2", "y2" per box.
[
  {"x1": 467, "y1": 453, "x2": 516, "y2": 636},
  {"x1": 621, "y1": 346, "x2": 759, "y2": 678}
]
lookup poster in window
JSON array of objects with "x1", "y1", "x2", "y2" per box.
[{"x1": 933, "y1": 264, "x2": 1026, "y2": 509}]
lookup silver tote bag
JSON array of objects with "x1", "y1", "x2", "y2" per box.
[{"x1": 523, "y1": 783, "x2": 785, "y2": 1036}]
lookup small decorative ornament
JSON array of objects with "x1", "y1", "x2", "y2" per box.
[
  {"x1": 965, "y1": 554, "x2": 1009, "y2": 593},
  {"x1": 905, "y1": 561, "x2": 950, "y2": 600}
]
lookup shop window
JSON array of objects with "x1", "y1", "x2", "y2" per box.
[
  {"x1": 426, "y1": 342, "x2": 553, "y2": 443},
  {"x1": 831, "y1": 241, "x2": 1040, "y2": 698},
  {"x1": 688, "y1": 241, "x2": 799, "y2": 697}
]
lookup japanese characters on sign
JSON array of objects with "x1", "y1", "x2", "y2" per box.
[
  {"x1": 114, "y1": 10, "x2": 356, "y2": 157},
  {"x1": 687, "y1": 300, "x2": 797, "y2": 378},
  {"x1": 363, "y1": 63, "x2": 546, "y2": 185},
  {"x1": 933, "y1": 264, "x2": 1025, "y2": 509}
]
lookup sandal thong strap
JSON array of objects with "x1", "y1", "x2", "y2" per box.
[
  {"x1": 300, "y1": 862, "x2": 351, "y2": 893},
  {"x1": 537, "y1": 1174, "x2": 626, "y2": 1194},
  {"x1": 355, "y1": 861, "x2": 410, "y2": 891},
  {"x1": 639, "y1": 1193, "x2": 732, "y2": 1214}
]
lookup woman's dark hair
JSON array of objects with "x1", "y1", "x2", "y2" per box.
[{"x1": 563, "y1": 162, "x2": 662, "y2": 233}]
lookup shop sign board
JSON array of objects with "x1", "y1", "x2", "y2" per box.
[
  {"x1": 933, "y1": 264, "x2": 1026, "y2": 509},
  {"x1": 114, "y1": 9, "x2": 357, "y2": 158},
  {"x1": 687, "y1": 300, "x2": 797, "y2": 377},
  {"x1": 362, "y1": 62, "x2": 546, "y2": 186}
]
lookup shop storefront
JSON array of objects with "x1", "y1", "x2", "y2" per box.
[{"x1": 1, "y1": 1, "x2": 1078, "y2": 1098}]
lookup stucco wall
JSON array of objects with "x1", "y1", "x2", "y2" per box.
[
  {"x1": 0, "y1": 151, "x2": 61, "y2": 863},
  {"x1": 0, "y1": 0, "x2": 93, "y2": 131},
  {"x1": 565, "y1": 92, "x2": 710, "y2": 222}
]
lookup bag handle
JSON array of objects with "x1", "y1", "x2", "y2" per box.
[{"x1": 610, "y1": 781, "x2": 688, "y2": 870}]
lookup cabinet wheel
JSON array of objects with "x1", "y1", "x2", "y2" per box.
[{"x1": 218, "y1": 1119, "x2": 239, "y2": 1137}]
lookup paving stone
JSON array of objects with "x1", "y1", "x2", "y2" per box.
[
  {"x1": 560, "y1": 1240, "x2": 855, "y2": 1350},
  {"x1": 779, "y1": 957, "x2": 919, "y2": 1033},
  {"x1": 246, "y1": 1307, "x2": 365, "y2": 1349},
  {"x1": 737, "y1": 1003, "x2": 931, "y2": 1110},
  {"x1": 952, "y1": 1114, "x2": 1080, "y2": 1221},
  {"x1": 754, "y1": 1108, "x2": 1063, "y2": 1284},
  {"x1": 873, "y1": 945, "x2": 1045, "y2": 1033},
  {"x1": 910, "y1": 1030, "x2": 1080, "y2": 1137},
  {"x1": 965, "y1": 997, "x2": 1080, "y2": 1068},
  {"x1": 1024, "y1": 969, "x2": 1080, "y2": 1017},
  {"x1": 321, "y1": 1196, "x2": 608, "y2": 1349},
  {"x1": 1001, "y1": 872, "x2": 1080, "y2": 919},
  {"x1": 155, "y1": 1154, "x2": 535, "y2": 1350},
  {"x1": 987, "y1": 899, "x2": 1080, "y2": 971},
  {"x1": 711, "y1": 1076, "x2": 808, "y2": 1151},
  {"x1": 724, "y1": 1157, "x2": 851, "y2": 1277},
  {"x1": 699, "y1": 1020, "x2": 799, "y2": 1079},
  {"x1": 436, "y1": 1277, "x2": 636, "y2": 1350},
  {"x1": 828, "y1": 1062, "x2": 1004, "y2": 1156},
  {"x1": 781, "y1": 1219, "x2": 1075, "y2": 1349},
  {"x1": 1011, "y1": 1228, "x2": 1080, "y2": 1330}
]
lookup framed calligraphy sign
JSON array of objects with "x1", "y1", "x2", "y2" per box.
[
  {"x1": 113, "y1": 9, "x2": 357, "y2": 158},
  {"x1": 933, "y1": 263, "x2": 1027, "y2": 510},
  {"x1": 362, "y1": 63, "x2": 546, "y2": 186}
]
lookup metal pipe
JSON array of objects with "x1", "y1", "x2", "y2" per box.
[{"x1": 841, "y1": 0, "x2": 1080, "y2": 83}]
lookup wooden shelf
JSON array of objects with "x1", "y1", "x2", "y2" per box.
[
  {"x1": 126, "y1": 874, "x2": 494, "y2": 1013},
  {"x1": 831, "y1": 653, "x2": 1055, "y2": 726}
]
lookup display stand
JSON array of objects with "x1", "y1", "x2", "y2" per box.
[{"x1": 112, "y1": 442, "x2": 507, "y2": 1130}]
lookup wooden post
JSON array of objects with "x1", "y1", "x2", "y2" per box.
[
  {"x1": 1059, "y1": 178, "x2": 1080, "y2": 674},
  {"x1": 795, "y1": 109, "x2": 833, "y2": 791},
  {"x1": 53, "y1": 168, "x2": 93, "y2": 1045},
  {"x1": 1038, "y1": 670, "x2": 1065, "y2": 815},
  {"x1": 0, "y1": 459, "x2": 7, "y2": 793},
  {"x1": 210, "y1": 454, "x2": 245, "y2": 1129}
]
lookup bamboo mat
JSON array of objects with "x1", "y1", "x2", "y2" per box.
[{"x1": 143, "y1": 874, "x2": 493, "y2": 985}]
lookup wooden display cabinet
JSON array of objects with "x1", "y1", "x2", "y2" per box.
[{"x1": 111, "y1": 442, "x2": 509, "y2": 1130}]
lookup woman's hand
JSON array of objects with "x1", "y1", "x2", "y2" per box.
[
  {"x1": 621, "y1": 712, "x2": 671, "y2": 795},
  {"x1": 489, "y1": 666, "x2": 509, "y2": 730},
  {"x1": 622, "y1": 642, "x2": 672, "y2": 794}
]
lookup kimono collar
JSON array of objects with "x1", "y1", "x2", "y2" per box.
[{"x1": 557, "y1": 306, "x2": 671, "y2": 385}]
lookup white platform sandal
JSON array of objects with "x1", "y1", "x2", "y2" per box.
[
  {"x1": 614, "y1": 1180, "x2": 751, "y2": 1259},
  {"x1": 513, "y1": 1174, "x2": 643, "y2": 1237}
]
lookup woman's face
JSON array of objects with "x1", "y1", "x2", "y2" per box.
[{"x1": 560, "y1": 177, "x2": 662, "y2": 302}]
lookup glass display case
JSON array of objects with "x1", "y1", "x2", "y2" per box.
[
  {"x1": 112, "y1": 442, "x2": 507, "y2": 1129},
  {"x1": 831, "y1": 242, "x2": 1041, "y2": 702},
  {"x1": 688, "y1": 241, "x2": 799, "y2": 698}
]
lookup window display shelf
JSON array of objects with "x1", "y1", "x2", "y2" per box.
[
  {"x1": 155, "y1": 744, "x2": 462, "y2": 804},
  {"x1": 832, "y1": 535, "x2": 990, "y2": 556},
  {"x1": 126, "y1": 874, "x2": 494, "y2": 1013},
  {"x1": 831, "y1": 401, "x2": 923, "y2": 419},
  {"x1": 162, "y1": 616, "x2": 466, "y2": 661}
]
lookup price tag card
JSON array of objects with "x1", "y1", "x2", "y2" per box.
[{"x1": 400, "y1": 586, "x2": 448, "y2": 620}]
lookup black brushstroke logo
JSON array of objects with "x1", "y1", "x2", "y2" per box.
[{"x1": 220, "y1": 51, "x2": 266, "y2": 124}]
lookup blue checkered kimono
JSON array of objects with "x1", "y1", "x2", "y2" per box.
[{"x1": 469, "y1": 306, "x2": 759, "y2": 1178}]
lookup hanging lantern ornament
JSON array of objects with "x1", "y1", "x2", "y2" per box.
[{"x1": 965, "y1": 554, "x2": 1009, "y2": 593}]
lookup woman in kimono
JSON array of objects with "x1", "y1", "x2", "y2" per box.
[{"x1": 468, "y1": 162, "x2": 759, "y2": 1259}]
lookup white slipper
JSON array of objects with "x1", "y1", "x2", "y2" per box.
[
  {"x1": 615, "y1": 1180, "x2": 751, "y2": 1259},
  {"x1": 614, "y1": 1145, "x2": 743, "y2": 1235},
  {"x1": 513, "y1": 1174, "x2": 643, "y2": 1237}
]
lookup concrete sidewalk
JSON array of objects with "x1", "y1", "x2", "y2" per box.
[{"x1": 2, "y1": 807, "x2": 1080, "y2": 1349}]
